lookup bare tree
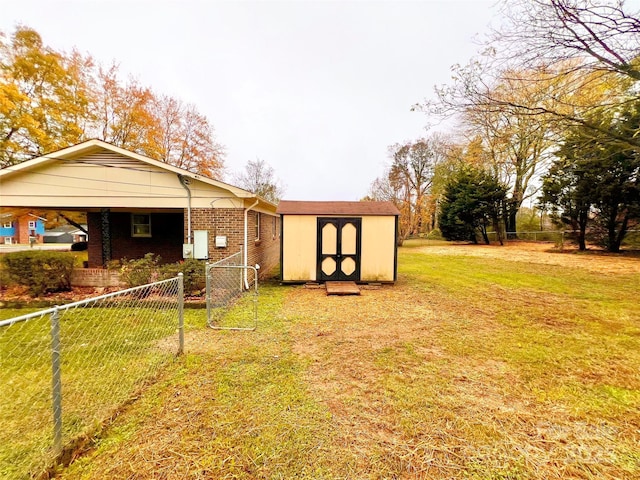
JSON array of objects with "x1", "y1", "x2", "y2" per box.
[
  {"x1": 367, "y1": 136, "x2": 449, "y2": 242},
  {"x1": 415, "y1": 1, "x2": 640, "y2": 231},
  {"x1": 493, "y1": 0, "x2": 640, "y2": 81},
  {"x1": 151, "y1": 95, "x2": 225, "y2": 179},
  {"x1": 232, "y1": 158, "x2": 285, "y2": 204},
  {"x1": 470, "y1": 0, "x2": 640, "y2": 149}
]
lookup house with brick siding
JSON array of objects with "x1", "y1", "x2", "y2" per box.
[{"x1": 0, "y1": 139, "x2": 280, "y2": 275}]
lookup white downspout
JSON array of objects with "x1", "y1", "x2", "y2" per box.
[
  {"x1": 178, "y1": 175, "x2": 192, "y2": 246},
  {"x1": 244, "y1": 198, "x2": 259, "y2": 288}
]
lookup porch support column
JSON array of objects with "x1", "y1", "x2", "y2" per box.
[{"x1": 100, "y1": 208, "x2": 112, "y2": 267}]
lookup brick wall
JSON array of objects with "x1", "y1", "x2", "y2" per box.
[
  {"x1": 246, "y1": 211, "x2": 281, "y2": 278},
  {"x1": 71, "y1": 268, "x2": 125, "y2": 287},
  {"x1": 191, "y1": 208, "x2": 280, "y2": 278},
  {"x1": 87, "y1": 211, "x2": 184, "y2": 267},
  {"x1": 85, "y1": 208, "x2": 281, "y2": 277},
  {"x1": 87, "y1": 213, "x2": 103, "y2": 267},
  {"x1": 190, "y1": 208, "x2": 245, "y2": 263}
]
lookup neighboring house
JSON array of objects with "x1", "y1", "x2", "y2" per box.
[
  {"x1": 0, "y1": 139, "x2": 280, "y2": 274},
  {"x1": 0, "y1": 212, "x2": 46, "y2": 244},
  {"x1": 43, "y1": 225, "x2": 88, "y2": 244},
  {"x1": 277, "y1": 200, "x2": 400, "y2": 283}
]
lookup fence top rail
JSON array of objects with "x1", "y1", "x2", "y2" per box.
[
  {"x1": 494, "y1": 229, "x2": 640, "y2": 235},
  {"x1": 0, "y1": 275, "x2": 181, "y2": 328},
  {"x1": 209, "y1": 250, "x2": 242, "y2": 267}
]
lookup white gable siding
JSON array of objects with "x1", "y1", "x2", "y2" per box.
[{"x1": 0, "y1": 148, "x2": 238, "y2": 209}]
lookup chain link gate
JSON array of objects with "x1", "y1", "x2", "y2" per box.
[{"x1": 206, "y1": 252, "x2": 258, "y2": 331}]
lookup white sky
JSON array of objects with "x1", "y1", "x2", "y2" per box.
[{"x1": 1, "y1": 0, "x2": 498, "y2": 201}]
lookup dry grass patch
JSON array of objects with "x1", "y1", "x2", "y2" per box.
[
  {"x1": 54, "y1": 242, "x2": 639, "y2": 479},
  {"x1": 287, "y1": 244, "x2": 640, "y2": 479}
]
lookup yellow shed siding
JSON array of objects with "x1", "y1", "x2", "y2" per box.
[
  {"x1": 281, "y1": 214, "x2": 397, "y2": 283},
  {"x1": 282, "y1": 215, "x2": 318, "y2": 281},
  {"x1": 360, "y1": 216, "x2": 396, "y2": 282}
]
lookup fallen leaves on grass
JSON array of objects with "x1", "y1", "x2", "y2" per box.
[{"x1": 56, "y1": 244, "x2": 640, "y2": 479}]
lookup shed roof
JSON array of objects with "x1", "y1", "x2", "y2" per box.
[{"x1": 276, "y1": 200, "x2": 400, "y2": 216}]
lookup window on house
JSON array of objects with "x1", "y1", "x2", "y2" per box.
[
  {"x1": 28, "y1": 221, "x2": 36, "y2": 229},
  {"x1": 131, "y1": 214, "x2": 152, "y2": 237},
  {"x1": 4, "y1": 237, "x2": 13, "y2": 244},
  {"x1": 272, "y1": 216, "x2": 277, "y2": 239},
  {"x1": 255, "y1": 212, "x2": 260, "y2": 240},
  {"x1": 2, "y1": 222, "x2": 11, "y2": 228}
]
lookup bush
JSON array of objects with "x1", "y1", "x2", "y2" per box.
[
  {"x1": 119, "y1": 255, "x2": 206, "y2": 294},
  {"x1": 119, "y1": 253, "x2": 161, "y2": 288},
  {"x1": 71, "y1": 241, "x2": 88, "y2": 251},
  {"x1": 159, "y1": 258, "x2": 206, "y2": 295},
  {"x1": 426, "y1": 228, "x2": 443, "y2": 240},
  {"x1": 1, "y1": 251, "x2": 75, "y2": 296}
]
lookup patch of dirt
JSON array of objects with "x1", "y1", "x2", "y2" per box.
[
  {"x1": 0, "y1": 285, "x2": 123, "y2": 307},
  {"x1": 420, "y1": 241, "x2": 640, "y2": 274},
  {"x1": 287, "y1": 286, "x2": 532, "y2": 476},
  {"x1": 284, "y1": 245, "x2": 640, "y2": 478},
  {"x1": 52, "y1": 243, "x2": 640, "y2": 479}
]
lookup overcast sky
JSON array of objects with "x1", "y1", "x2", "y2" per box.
[{"x1": 1, "y1": 0, "x2": 498, "y2": 201}]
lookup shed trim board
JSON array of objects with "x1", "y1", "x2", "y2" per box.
[{"x1": 277, "y1": 200, "x2": 399, "y2": 284}]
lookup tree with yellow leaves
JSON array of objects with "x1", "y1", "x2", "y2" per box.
[
  {"x1": 0, "y1": 26, "x2": 225, "y2": 179},
  {"x1": 0, "y1": 27, "x2": 92, "y2": 166}
]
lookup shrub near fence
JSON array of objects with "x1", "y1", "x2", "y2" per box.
[
  {"x1": 0, "y1": 275, "x2": 184, "y2": 480},
  {"x1": 1, "y1": 250, "x2": 76, "y2": 295}
]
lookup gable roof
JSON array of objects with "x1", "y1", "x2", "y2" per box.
[
  {"x1": 276, "y1": 200, "x2": 400, "y2": 216},
  {"x1": 0, "y1": 139, "x2": 275, "y2": 206},
  {"x1": 0, "y1": 211, "x2": 46, "y2": 221}
]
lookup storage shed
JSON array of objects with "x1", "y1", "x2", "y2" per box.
[{"x1": 277, "y1": 200, "x2": 400, "y2": 283}]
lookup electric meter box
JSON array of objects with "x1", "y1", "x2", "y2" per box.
[{"x1": 215, "y1": 235, "x2": 228, "y2": 248}]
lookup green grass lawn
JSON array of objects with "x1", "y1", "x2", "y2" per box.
[
  {"x1": 5, "y1": 243, "x2": 640, "y2": 479},
  {"x1": 0, "y1": 298, "x2": 197, "y2": 480}
]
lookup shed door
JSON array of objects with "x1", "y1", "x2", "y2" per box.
[{"x1": 317, "y1": 218, "x2": 361, "y2": 282}]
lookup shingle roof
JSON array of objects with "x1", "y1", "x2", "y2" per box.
[{"x1": 276, "y1": 200, "x2": 400, "y2": 216}]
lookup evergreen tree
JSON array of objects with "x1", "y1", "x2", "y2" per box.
[
  {"x1": 439, "y1": 167, "x2": 508, "y2": 244},
  {"x1": 542, "y1": 101, "x2": 640, "y2": 252}
]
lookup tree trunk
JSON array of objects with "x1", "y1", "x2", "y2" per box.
[
  {"x1": 480, "y1": 225, "x2": 490, "y2": 244},
  {"x1": 608, "y1": 214, "x2": 629, "y2": 253},
  {"x1": 578, "y1": 211, "x2": 588, "y2": 251},
  {"x1": 505, "y1": 207, "x2": 518, "y2": 239},
  {"x1": 59, "y1": 213, "x2": 89, "y2": 235},
  {"x1": 578, "y1": 230, "x2": 586, "y2": 251},
  {"x1": 493, "y1": 216, "x2": 504, "y2": 246}
]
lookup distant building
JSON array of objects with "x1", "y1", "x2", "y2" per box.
[
  {"x1": 43, "y1": 225, "x2": 88, "y2": 244},
  {"x1": 0, "y1": 213, "x2": 46, "y2": 244}
]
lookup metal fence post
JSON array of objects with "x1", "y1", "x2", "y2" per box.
[
  {"x1": 177, "y1": 273, "x2": 184, "y2": 355},
  {"x1": 205, "y1": 262, "x2": 211, "y2": 326},
  {"x1": 50, "y1": 307, "x2": 63, "y2": 454}
]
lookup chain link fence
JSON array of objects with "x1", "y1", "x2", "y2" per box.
[
  {"x1": 0, "y1": 275, "x2": 184, "y2": 480},
  {"x1": 485, "y1": 230, "x2": 564, "y2": 243},
  {"x1": 206, "y1": 250, "x2": 258, "y2": 331},
  {"x1": 485, "y1": 229, "x2": 640, "y2": 247}
]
